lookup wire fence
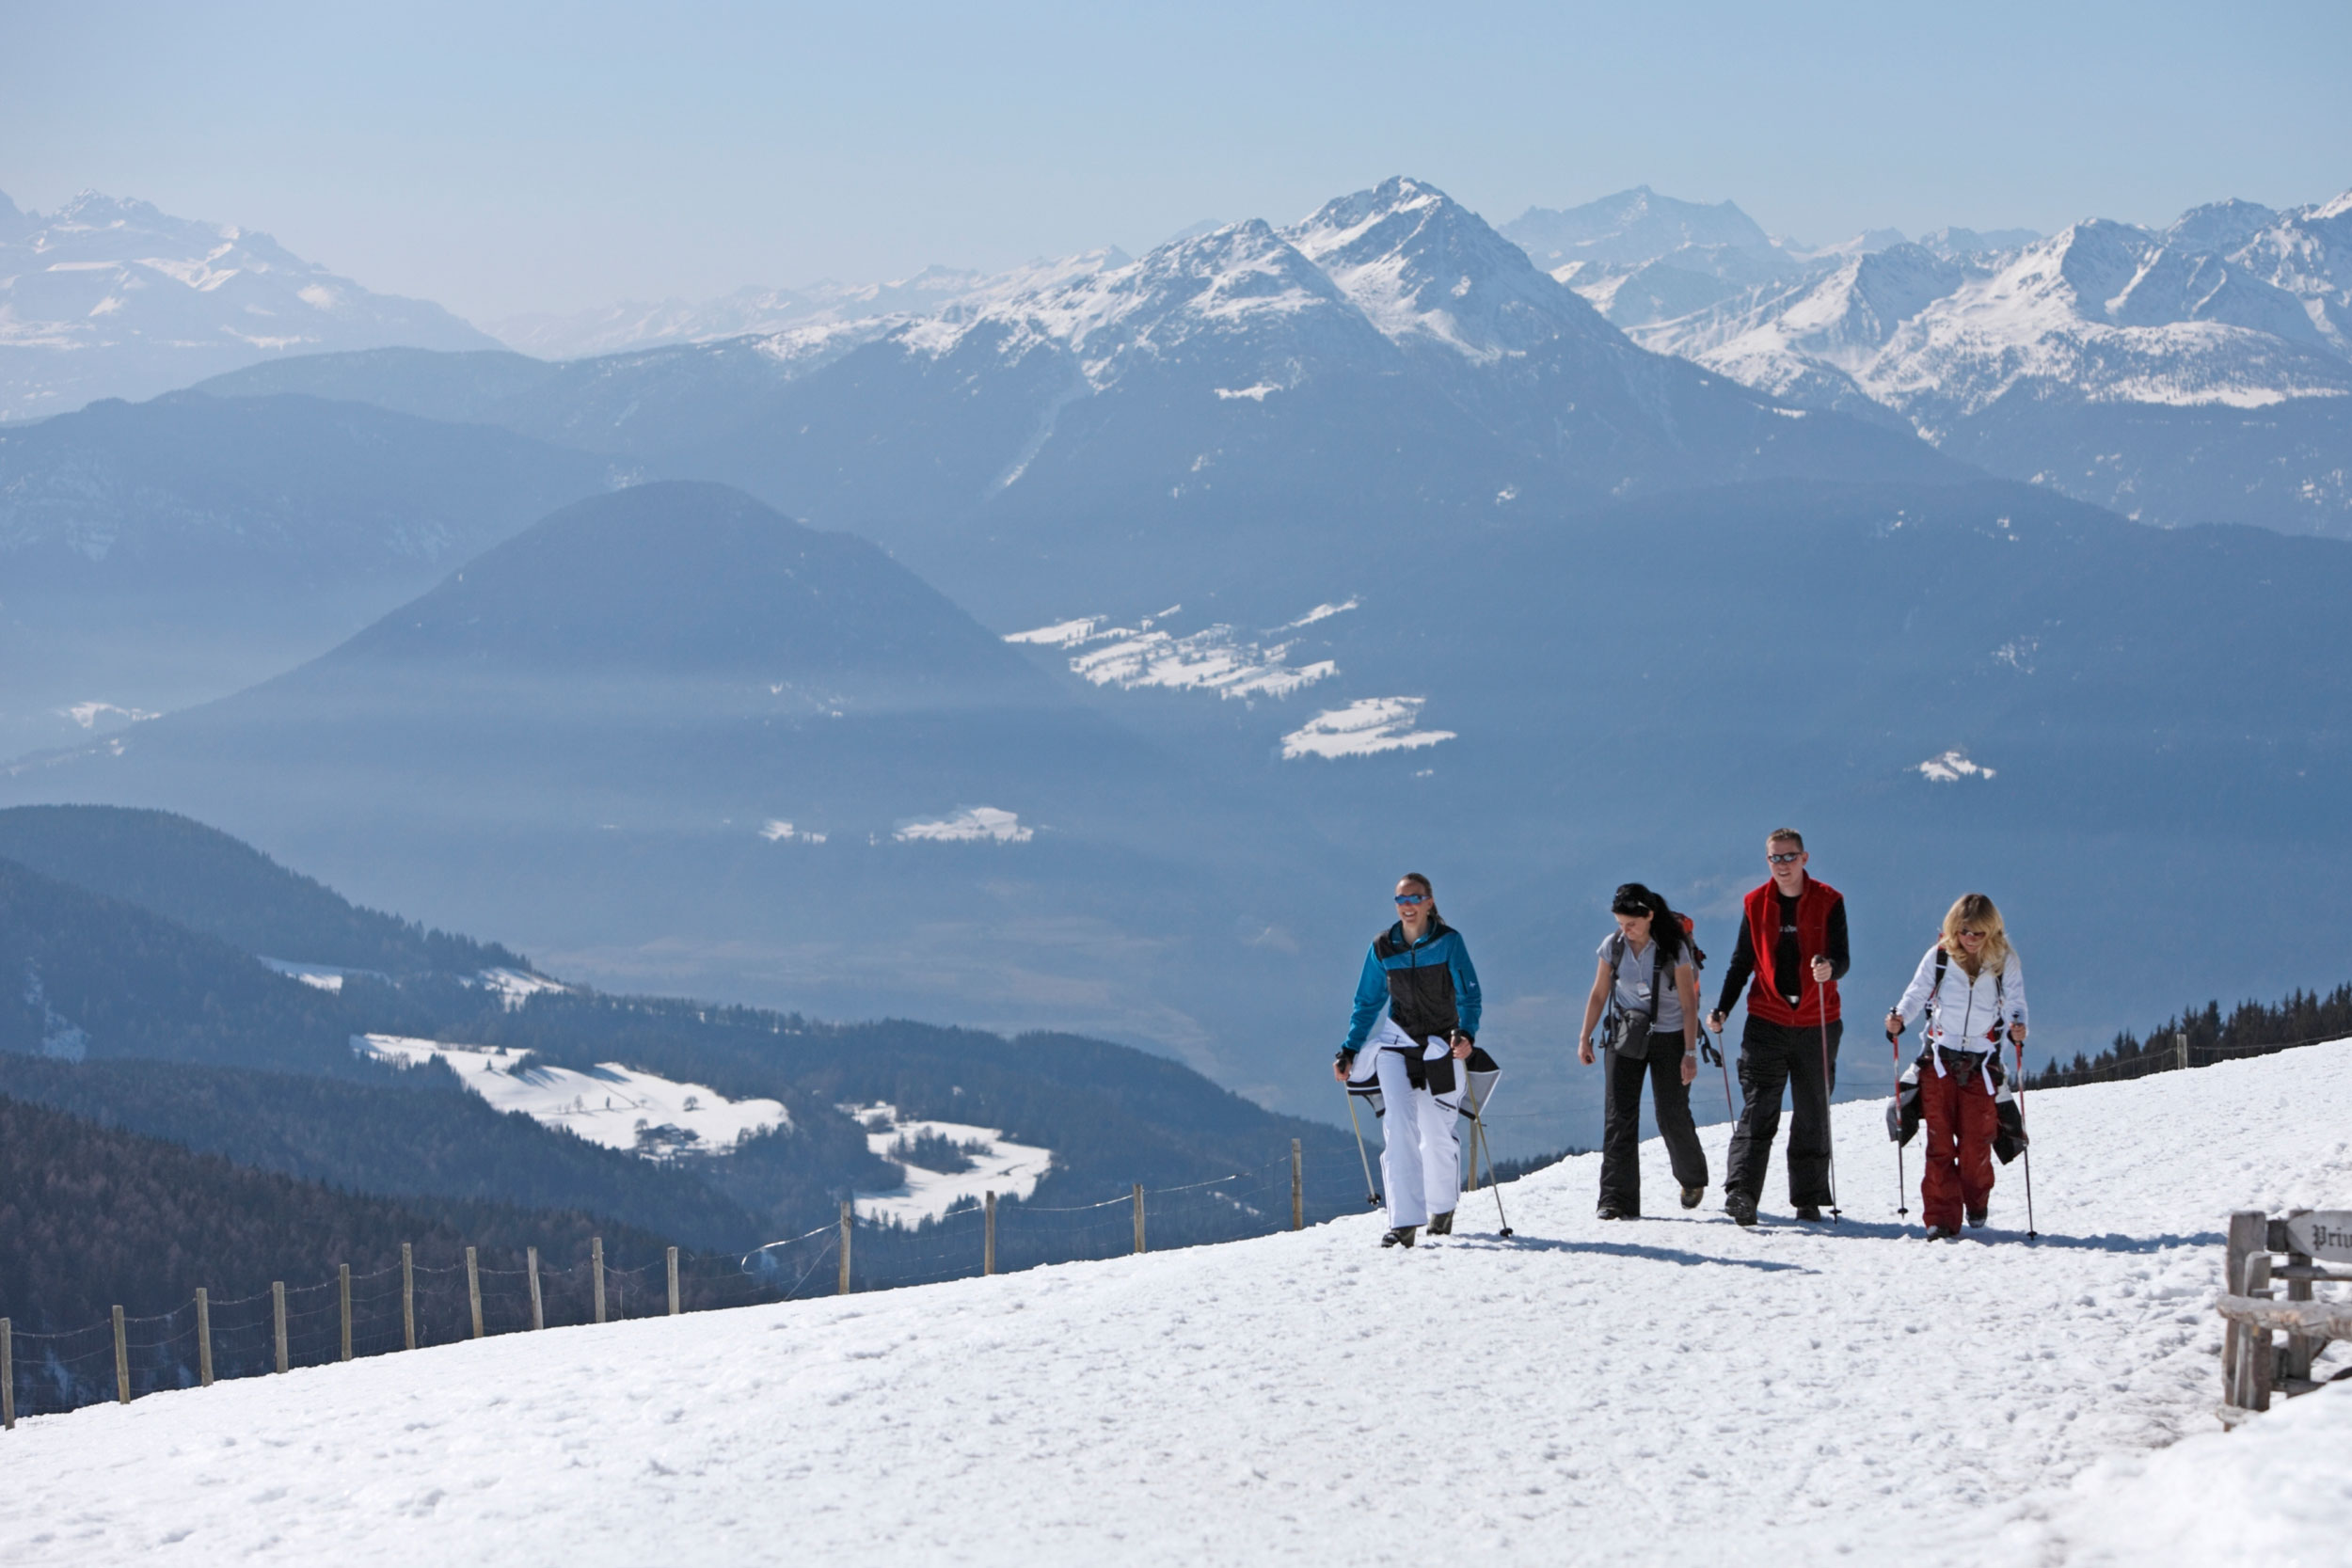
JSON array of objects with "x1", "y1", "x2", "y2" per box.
[
  {"x1": 2026, "y1": 1026, "x2": 2348, "y2": 1090},
  {"x1": 2, "y1": 1144, "x2": 1348, "y2": 1429}
]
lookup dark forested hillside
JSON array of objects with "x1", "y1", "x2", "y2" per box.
[
  {"x1": 0, "y1": 1094, "x2": 679, "y2": 1334},
  {"x1": 0, "y1": 856, "x2": 362, "y2": 1073},
  {"x1": 0, "y1": 1054, "x2": 756, "y2": 1251},
  {"x1": 0, "y1": 806, "x2": 527, "y2": 974}
]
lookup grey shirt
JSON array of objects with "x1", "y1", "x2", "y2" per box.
[{"x1": 1600, "y1": 932, "x2": 1692, "y2": 1037}]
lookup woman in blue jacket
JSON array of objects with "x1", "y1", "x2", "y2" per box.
[{"x1": 1335, "y1": 872, "x2": 1480, "y2": 1247}]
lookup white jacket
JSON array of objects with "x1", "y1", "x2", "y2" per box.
[{"x1": 1894, "y1": 944, "x2": 2026, "y2": 1081}]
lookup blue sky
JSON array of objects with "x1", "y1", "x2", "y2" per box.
[{"x1": 6, "y1": 0, "x2": 2348, "y2": 322}]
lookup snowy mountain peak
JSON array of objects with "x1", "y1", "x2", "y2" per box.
[
  {"x1": 1502, "y1": 185, "x2": 1778, "y2": 269},
  {"x1": 1282, "y1": 176, "x2": 1607, "y2": 361},
  {"x1": 2164, "y1": 198, "x2": 2280, "y2": 256},
  {"x1": 2, "y1": 187, "x2": 496, "y2": 420}
]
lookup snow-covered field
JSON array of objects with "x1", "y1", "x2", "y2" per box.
[
  {"x1": 8, "y1": 1044, "x2": 2347, "y2": 1566},
  {"x1": 846, "y1": 1101, "x2": 1054, "y2": 1225},
  {"x1": 355, "y1": 1035, "x2": 787, "y2": 1159}
]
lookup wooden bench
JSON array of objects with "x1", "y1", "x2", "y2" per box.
[{"x1": 2217, "y1": 1208, "x2": 2351, "y2": 1424}]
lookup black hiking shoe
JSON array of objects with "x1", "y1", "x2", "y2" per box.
[
  {"x1": 1381, "y1": 1225, "x2": 1418, "y2": 1249},
  {"x1": 1596, "y1": 1204, "x2": 1624, "y2": 1220},
  {"x1": 1426, "y1": 1210, "x2": 1454, "y2": 1236},
  {"x1": 1726, "y1": 1191, "x2": 1757, "y2": 1227},
  {"x1": 1793, "y1": 1205, "x2": 1825, "y2": 1222},
  {"x1": 1680, "y1": 1185, "x2": 1704, "y2": 1210},
  {"x1": 1966, "y1": 1207, "x2": 1988, "y2": 1228},
  {"x1": 1924, "y1": 1224, "x2": 1959, "y2": 1241}
]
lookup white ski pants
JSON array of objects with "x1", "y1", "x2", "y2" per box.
[{"x1": 1360, "y1": 1017, "x2": 1462, "y2": 1228}]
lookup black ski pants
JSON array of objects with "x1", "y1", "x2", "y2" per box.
[
  {"x1": 1599, "y1": 1042, "x2": 1708, "y2": 1215},
  {"x1": 1725, "y1": 1017, "x2": 1842, "y2": 1208}
]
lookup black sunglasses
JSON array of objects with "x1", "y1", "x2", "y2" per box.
[
  {"x1": 1393, "y1": 893, "x2": 1427, "y2": 906},
  {"x1": 1767, "y1": 851, "x2": 1803, "y2": 864}
]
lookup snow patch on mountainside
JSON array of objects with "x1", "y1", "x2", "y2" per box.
[
  {"x1": 1281, "y1": 697, "x2": 1455, "y2": 759},
  {"x1": 355, "y1": 1035, "x2": 788, "y2": 1159},
  {"x1": 1917, "y1": 749, "x2": 1997, "y2": 782},
  {"x1": 894, "y1": 807, "x2": 1031, "y2": 844},
  {"x1": 1009, "y1": 607, "x2": 1341, "y2": 701},
  {"x1": 844, "y1": 1101, "x2": 1053, "y2": 1226}
]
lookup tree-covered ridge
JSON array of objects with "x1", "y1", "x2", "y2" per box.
[
  {"x1": 0, "y1": 1054, "x2": 757, "y2": 1252},
  {"x1": 0, "y1": 1093, "x2": 679, "y2": 1334},
  {"x1": 0, "y1": 806, "x2": 528, "y2": 974},
  {"x1": 2033, "y1": 983, "x2": 2352, "y2": 1086}
]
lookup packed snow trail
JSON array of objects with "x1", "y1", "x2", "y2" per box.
[{"x1": 7, "y1": 1046, "x2": 2348, "y2": 1567}]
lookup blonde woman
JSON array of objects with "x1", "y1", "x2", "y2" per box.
[{"x1": 1886, "y1": 894, "x2": 2027, "y2": 1239}]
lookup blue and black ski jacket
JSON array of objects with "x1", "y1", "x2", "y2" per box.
[{"x1": 1343, "y1": 918, "x2": 1482, "y2": 1054}]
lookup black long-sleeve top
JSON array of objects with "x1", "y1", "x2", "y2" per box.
[{"x1": 1714, "y1": 890, "x2": 1850, "y2": 1016}]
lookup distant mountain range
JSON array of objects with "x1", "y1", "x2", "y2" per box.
[
  {"x1": 1593, "y1": 189, "x2": 2352, "y2": 535},
  {"x1": 8, "y1": 174, "x2": 2352, "y2": 1148},
  {"x1": 0, "y1": 189, "x2": 496, "y2": 421}
]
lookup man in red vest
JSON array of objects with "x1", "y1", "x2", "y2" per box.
[{"x1": 1706, "y1": 828, "x2": 1849, "y2": 1226}]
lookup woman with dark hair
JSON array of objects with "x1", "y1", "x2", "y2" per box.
[
  {"x1": 1577, "y1": 883, "x2": 1708, "y2": 1220},
  {"x1": 1335, "y1": 872, "x2": 1480, "y2": 1248}
]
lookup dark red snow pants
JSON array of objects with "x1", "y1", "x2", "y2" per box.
[{"x1": 1918, "y1": 1054, "x2": 1997, "y2": 1231}]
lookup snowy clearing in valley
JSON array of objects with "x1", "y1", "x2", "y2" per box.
[
  {"x1": 6, "y1": 1044, "x2": 2347, "y2": 1566},
  {"x1": 892, "y1": 806, "x2": 1031, "y2": 844},
  {"x1": 846, "y1": 1101, "x2": 1053, "y2": 1225},
  {"x1": 355, "y1": 1035, "x2": 787, "y2": 1160},
  {"x1": 1281, "y1": 694, "x2": 1455, "y2": 758},
  {"x1": 1006, "y1": 605, "x2": 1339, "y2": 701}
]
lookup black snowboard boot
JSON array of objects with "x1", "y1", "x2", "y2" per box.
[
  {"x1": 1793, "y1": 1205, "x2": 1825, "y2": 1222},
  {"x1": 1426, "y1": 1210, "x2": 1454, "y2": 1236},
  {"x1": 1381, "y1": 1225, "x2": 1418, "y2": 1249},
  {"x1": 1726, "y1": 1190, "x2": 1757, "y2": 1227}
]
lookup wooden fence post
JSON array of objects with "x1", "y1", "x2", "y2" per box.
[
  {"x1": 2242, "y1": 1251, "x2": 2276, "y2": 1412},
  {"x1": 1133, "y1": 1183, "x2": 1146, "y2": 1254},
  {"x1": 593, "y1": 1237, "x2": 607, "y2": 1324},
  {"x1": 666, "y1": 1246, "x2": 680, "y2": 1316},
  {"x1": 2223, "y1": 1210, "x2": 2265, "y2": 1407},
  {"x1": 272, "y1": 1282, "x2": 288, "y2": 1373},
  {"x1": 339, "y1": 1264, "x2": 353, "y2": 1362},
  {"x1": 838, "y1": 1201, "x2": 853, "y2": 1295},
  {"x1": 2176, "y1": 1032, "x2": 2191, "y2": 1072},
  {"x1": 1292, "y1": 1140, "x2": 1303, "y2": 1231},
  {"x1": 466, "y1": 1248, "x2": 484, "y2": 1339},
  {"x1": 2281, "y1": 1208, "x2": 2317, "y2": 1385},
  {"x1": 401, "y1": 1243, "x2": 415, "y2": 1352},
  {"x1": 112, "y1": 1305, "x2": 130, "y2": 1404},
  {"x1": 527, "y1": 1247, "x2": 545, "y2": 1331},
  {"x1": 1, "y1": 1318, "x2": 11, "y2": 1430},
  {"x1": 196, "y1": 1289, "x2": 213, "y2": 1387},
  {"x1": 984, "y1": 1191, "x2": 997, "y2": 1276}
]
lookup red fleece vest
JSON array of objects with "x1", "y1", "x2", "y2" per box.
[{"x1": 1742, "y1": 877, "x2": 1842, "y2": 1027}]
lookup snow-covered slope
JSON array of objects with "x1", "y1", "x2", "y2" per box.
[
  {"x1": 8, "y1": 1037, "x2": 2343, "y2": 1566},
  {"x1": 358, "y1": 1034, "x2": 787, "y2": 1160},
  {"x1": 0, "y1": 190, "x2": 497, "y2": 420}
]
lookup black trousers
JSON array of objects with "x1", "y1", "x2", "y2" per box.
[
  {"x1": 1598, "y1": 1040, "x2": 1708, "y2": 1215},
  {"x1": 1725, "y1": 1016, "x2": 1842, "y2": 1207}
]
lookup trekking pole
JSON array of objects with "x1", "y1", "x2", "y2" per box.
[
  {"x1": 1815, "y1": 959, "x2": 1841, "y2": 1220},
  {"x1": 2013, "y1": 1036, "x2": 2039, "y2": 1241},
  {"x1": 1343, "y1": 1088, "x2": 1381, "y2": 1209},
  {"x1": 1885, "y1": 1020, "x2": 1910, "y2": 1220},
  {"x1": 1703, "y1": 1023, "x2": 1735, "y2": 1122},
  {"x1": 1462, "y1": 1073, "x2": 1513, "y2": 1239}
]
